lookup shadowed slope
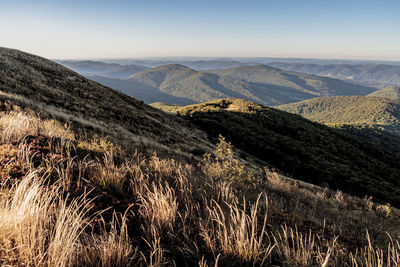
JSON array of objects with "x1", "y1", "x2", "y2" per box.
[
  {"x1": 0, "y1": 47, "x2": 211, "y2": 157},
  {"x1": 156, "y1": 98, "x2": 400, "y2": 206}
]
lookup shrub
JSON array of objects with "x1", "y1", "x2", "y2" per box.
[{"x1": 202, "y1": 135, "x2": 255, "y2": 187}]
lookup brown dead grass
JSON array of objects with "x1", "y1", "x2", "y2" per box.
[{"x1": 0, "y1": 112, "x2": 400, "y2": 266}]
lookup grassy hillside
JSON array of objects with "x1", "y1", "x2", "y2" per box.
[
  {"x1": 123, "y1": 64, "x2": 374, "y2": 105},
  {"x1": 277, "y1": 95, "x2": 400, "y2": 134},
  {"x1": 268, "y1": 62, "x2": 400, "y2": 88},
  {"x1": 368, "y1": 86, "x2": 400, "y2": 100},
  {"x1": 155, "y1": 98, "x2": 400, "y2": 207},
  {"x1": 0, "y1": 47, "x2": 211, "y2": 158},
  {"x1": 3, "y1": 47, "x2": 400, "y2": 266},
  {"x1": 2, "y1": 110, "x2": 400, "y2": 266}
]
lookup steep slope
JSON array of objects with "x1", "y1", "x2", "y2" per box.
[
  {"x1": 268, "y1": 62, "x2": 400, "y2": 88},
  {"x1": 0, "y1": 47, "x2": 211, "y2": 157},
  {"x1": 277, "y1": 96, "x2": 400, "y2": 134},
  {"x1": 154, "y1": 98, "x2": 400, "y2": 206},
  {"x1": 125, "y1": 64, "x2": 374, "y2": 105},
  {"x1": 368, "y1": 86, "x2": 400, "y2": 100}
]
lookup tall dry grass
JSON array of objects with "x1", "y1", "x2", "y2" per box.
[
  {"x1": 349, "y1": 232, "x2": 400, "y2": 267},
  {"x1": 1, "y1": 112, "x2": 400, "y2": 266},
  {"x1": 0, "y1": 170, "x2": 92, "y2": 266},
  {"x1": 201, "y1": 194, "x2": 274, "y2": 265},
  {"x1": 84, "y1": 210, "x2": 137, "y2": 267},
  {"x1": 91, "y1": 150, "x2": 127, "y2": 194},
  {"x1": 0, "y1": 170, "x2": 136, "y2": 266},
  {"x1": 273, "y1": 224, "x2": 338, "y2": 266},
  {"x1": 0, "y1": 111, "x2": 74, "y2": 143},
  {"x1": 139, "y1": 182, "x2": 178, "y2": 232}
]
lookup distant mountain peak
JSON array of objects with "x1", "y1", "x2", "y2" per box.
[{"x1": 153, "y1": 64, "x2": 196, "y2": 72}]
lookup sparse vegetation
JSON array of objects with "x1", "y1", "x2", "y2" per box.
[{"x1": 1, "y1": 110, "x2": 400, "y2": 266}]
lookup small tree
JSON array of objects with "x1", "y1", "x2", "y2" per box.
[{"x1": 202, "y1": 135, "x2": 254, "y2": 186}]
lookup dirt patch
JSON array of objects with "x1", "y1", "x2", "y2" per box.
[{"x1": 224, "y1": 104, "x2": 240, "y2": 111}]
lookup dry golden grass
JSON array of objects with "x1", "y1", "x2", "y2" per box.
[
  {"x1": 139, "y1": 182, "x2": 178, "y2": 232},
  {"x1": 0, "y1": 170, "x2": 137, "y2": 267},
  {"x1": 91, "y1": 150, "x2": 127, "y2": 194},
  {"x1": 0, "y1": 111, "x2": 74, "y2": 144},
  {"x1": 201, "y1": 194, "x2": 274, "y2": 265},
  {"x1": 0, "y1": 170, "x2": 91, "y2": 266},
  {"x1": 84, "y1": 211, "x2": 137, "y2": 267},
  {"x1": 1, "y1": 112, "x2": 400, "y2": 266},
  {"x1": 273, "y1": 224, "x2": 338, "y2": 266},
  {"x1": 349, "y1": 232, "x2": 400, "y2": 267}
]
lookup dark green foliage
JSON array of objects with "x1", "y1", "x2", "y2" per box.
[{"x1": 171, "y1": 98, "x2": 400, "y2": 207}]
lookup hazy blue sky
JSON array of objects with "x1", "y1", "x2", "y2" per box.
[{"x1": 1, "y1": 0, "x2": 399, "y2": 60}]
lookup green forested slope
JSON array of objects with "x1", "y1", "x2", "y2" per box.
[{"x1": 156, "y1": 98, "x2": 400, "y2": 206}]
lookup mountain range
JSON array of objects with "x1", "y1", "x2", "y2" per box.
[
  {"x1": 57, "y1": 60, "x2": 149, "y2": 78},
  {"x1": 88, "y1": 63, "x2": 374, "y2": 105},
  {"x1": 267, "y1": 62, "x2": 400, "y2": 88}
]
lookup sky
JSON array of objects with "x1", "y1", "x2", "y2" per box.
[{"x1": 0, "y1": 0, "x2": 399, "y2": 60}]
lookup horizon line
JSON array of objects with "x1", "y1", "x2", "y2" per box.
[{"x1": 52, "y1": 55, "x2": 400, "y2": 63}]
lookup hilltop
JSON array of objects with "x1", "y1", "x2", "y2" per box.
[
  {"x1": 277, "y1": 95, "x2": 400, "y2": 134},
  {"x1": 368, "y1": 86, "x2": 400, "y2": 100}
]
